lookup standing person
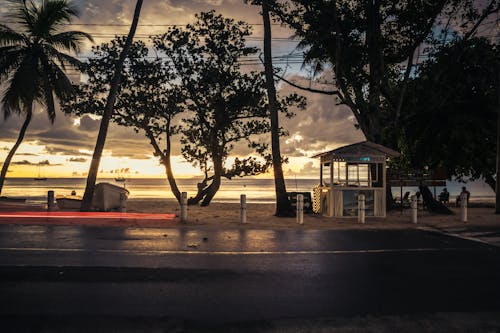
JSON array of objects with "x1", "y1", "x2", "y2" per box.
[{"x1": 456, "y1": 186, "x2": 471, "y2": 207}]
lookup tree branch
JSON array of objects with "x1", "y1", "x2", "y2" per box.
[{"x1": 273, "y1": 72, "x2": 342, "y2": 96}]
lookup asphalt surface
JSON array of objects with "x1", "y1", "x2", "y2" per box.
[{"x1": 0, "y1": 225, "x2": 500, "y2": 329}]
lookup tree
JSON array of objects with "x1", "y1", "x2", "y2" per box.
[
  {"x1": 271, "y1": 0, "x2": 498, "y2": 212},
  {"x1": 273, "y1": 0, "x2": 498, "y2": 144},
  {"x1": 247, "y1": 0, "x2": 294, "y2": 217},
  {"x1": 63, "y1": 38, "x2": 185, "y2": 203},
  {"x1": 401, "y1": 38, "x2": 498, "y2": 193},
  {"x1": 496, "y1": 66, "x2": 500, "y2": 214},
  {"x1": 0, "y1": 0, "x2": 92, "y2": 195},
  {"x1": 153, "y1": 11, "x2": 305, "y2": 206},
  {"x1": 80, "y1": 0, "x2": 143, "y2": 211}
]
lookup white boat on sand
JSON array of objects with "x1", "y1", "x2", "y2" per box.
[
  {"x1": 92, "y1": 182, "x2": 129, "y2": 212},
  {"x1": 56, "y1": 195, "x2": 82, "y2": 210},
  {"x1": 55, "y1": 183, "x2": 129, "y2": 211}
]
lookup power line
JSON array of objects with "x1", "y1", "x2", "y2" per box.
[
  {"x1": 82, "y1": 33, "x2": 298, "y2": 42},
  {"x1": 2, "y1": 21, "x2": 281, "y2": 27}
]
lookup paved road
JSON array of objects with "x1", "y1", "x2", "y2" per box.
[
  {"x1": 0, "y1": 225, "x2": 499, "y2": 327},
  {"x1": 432, "y1": 225, "x2": 500, "y2": 247}
]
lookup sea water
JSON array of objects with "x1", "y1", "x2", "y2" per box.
[{"x1": 0, "y1": 177, "x2": 495, "y2": 203}]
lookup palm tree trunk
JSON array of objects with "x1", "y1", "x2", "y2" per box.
[
  {"x1": 262, "y1": 0, "x2": 294, "y2": 217},
  {"x1": 0, "y1": 107, "x2": 32, "y2": 195},
  {"x1": 495, "y1": 67, "x2": 500, "y2": 214},
  {"x1": 80, "y1": 0, "x2": 143, "y2": 211}
]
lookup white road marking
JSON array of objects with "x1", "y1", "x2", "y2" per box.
[
  {"x1": 432, "y1": 231, "x2": 500, "y2": 248},
  {"x1": 0, "y1": 247, "x2": 466, "y2": 256}
]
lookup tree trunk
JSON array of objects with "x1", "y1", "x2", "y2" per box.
[
  {"x1": 162, "y1": 129, "x2": 181, "y2": 203},
  {"x1": 187, "y1": 178, "x2": 210, "y2": 205},
  {"x1": 365, "y1": 0, "x2": 383, "y2": 144},
  {"x1": 80, "y1": 0, "x2": 143, "y2": 211},
  {"x1": 262, "y1": 0, "x2": 294, "y2": 217},
  {"x1": 495, "y1": 66, "x2": 500, "y2": 214},
  {"x1": 419, "y1": 185, "x2": 453, "y2": 214},
  {"x1": 200, "y1": 156, "x2": 223, "y2": 207},
  {"x1": 0, "y1": 107, "x2": 32, "y2": 195},
  {"x1": 147, "y1": 126, "x2": 181, "y2": 203}
]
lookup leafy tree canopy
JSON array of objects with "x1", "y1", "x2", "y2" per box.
[
  {"x1": 153, "y1": 11, "x2": 305, "y2": 205},
  {"x1": 63, "y1": 11, "x2": 306, "y2": 206},
  {"x1": 400, "y1": 37, "x2": 498, "y2": 189}
]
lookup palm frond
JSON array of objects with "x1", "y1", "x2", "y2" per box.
[
  {"x1": 38, "y1": 0, "x2": 79, "y2": 36},
  {"x1": 2, "y1": 0, "x2": 87, "y2": 122},
  {"x1": 42, "y1": 44, "x2": 82, "y2": 70},
  {"x1": 47, "y1": 31, "x2": 94, "y2": 53},
  {"x1": 2, "y1": 76, "x2": 27, "y2": 119},
  {"x1": 49, "y1": 62, "x2": 75, "y2": 99},
  {"x1": 38, "y1": 53, "x2": 57, "y2": 123},
  {"x1": 3, "y1": 52, "x2": 38, "y2": 114},
  {"x1": 0, "y1": 24, "x2": 27, "y2": 46},
  {"x1": 8, "y1": 0, "x2": 38, "y2": 35},
  {"x1": 0, "y1": 46, "x2": 25, "y2": 79}
]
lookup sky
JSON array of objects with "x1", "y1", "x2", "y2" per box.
[{"x1": 0, "y1": 0, "x2": 366, "y2": 178}]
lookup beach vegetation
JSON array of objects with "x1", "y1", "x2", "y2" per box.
[
  {"x1": 77, "y1": 0, "x2": 143, "y2": 211},
  {"x1": 267, "y1": 0, "x2": 498, "y2": 212},
  {"x1": 63, "y1": 11, "x2": 305, "y2": 207},
  {"x1": 0, "y1": 0, "x2": 92, "y2": 195},
  {"x1": 399, "y1": 37, "x2": 498, "y2": 193},
  {"x1": 62, "y1": 38, "x2": 185, "y2": 203},
  {"x1": 246, "y1": 0, "x2": 295, "y2": 217},
  {"x1": 152, "y1": 11, "x2": 305, "y2": 206}
]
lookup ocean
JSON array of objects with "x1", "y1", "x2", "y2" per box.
[{"x1": 0, "y1": 177, "x2": 495, "y2": 204}]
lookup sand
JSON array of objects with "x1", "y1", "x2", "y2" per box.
[
  {"x1": 126, "y1": 198, "x2": 500, "y2": 230},
  {"x1": 0, "y1": 198, "x2": 498, "y2": 230}
]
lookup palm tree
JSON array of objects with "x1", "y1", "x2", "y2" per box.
[
  {"x1": 80, "y1": 0, "x2": 143, "y2": 211},
  {"x1": 261, "y1": 0, "x2": 294, "y2": 216},
  {"x1": 0, "y1": 0, "x2": 92, "y2": 195}
]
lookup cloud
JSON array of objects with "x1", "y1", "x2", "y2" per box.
[
  {"x1": 79, "y1": 115, "x2": 100, "y2": 132},
  {"x1": 10, "y1": 159, "x2": 61, "y2": 166},
  {"x1": 0, "y1": 105, "x2": 153, "y2": 160},
  {"x1": 16, "y1": 153, "x2": 40, "y2": 156},
  {"x1": 10, "y1": 160, "x2": 34, "y2": 166},
  {"x1": 278, "y1": 73, "x2": 365, "y2": 157},
  {"x1": 297, "y1": 161, "x2": 319, "y2": 174},
  {"x1": 67, "y1": 157, "x2": 87, "y2": 163}
]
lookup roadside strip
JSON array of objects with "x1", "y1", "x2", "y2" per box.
[{"x1": 0, "y1": 246, "x2": 479, "y2": 256}]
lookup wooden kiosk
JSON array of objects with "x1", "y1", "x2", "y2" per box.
[{"x1": 313, "y1": 141, "x2": 400, "y2": 218}]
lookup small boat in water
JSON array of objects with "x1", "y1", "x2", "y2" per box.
[
  {"x1": 34, "y1": 163, "x2": 47, "y2": 180},
  {"x1": 114, "y1": 177, "x2": 126, "y2": 182}
]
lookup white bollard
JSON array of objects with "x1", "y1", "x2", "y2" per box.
[
  {"x1": 240, "y1": 194, "x2": 247, "y2": 224},
  {"x1": 460, "y1": 193, "x2": 468, "y2": 222},
  {"x1": 47, "y1": 190, "x2": 55, "y2": 212},
  {"x1": 297, "y1": 194, "x2": 304, "y2": 225},
  {"x1": 119, "y1": 192, "x2": 127, "y2": 213},
  {"x1": 358, "y1": 193, "x2": 365, "y2": 224},
  {"x1": 180, "y1": 192, "x2": 187, "y2": 222},
  {"x1": 410, "y1": 195, "x2": 418, "y2": 224}
]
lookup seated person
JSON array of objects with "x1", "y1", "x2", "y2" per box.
[{"x1": 438, "y1": 188, "x2": 449, "y2": 204}]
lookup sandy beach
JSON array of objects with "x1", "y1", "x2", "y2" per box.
[
  {"x1": 126, "y1": 198, "x2": 500, "y2": 230},
  {"x1": 0, "y1": 198, "x2": 498, "y2": 230}
]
